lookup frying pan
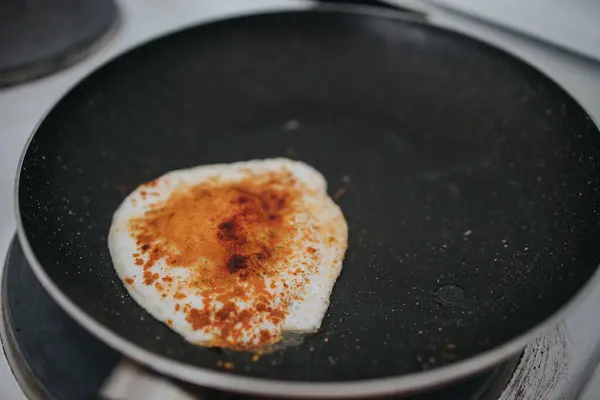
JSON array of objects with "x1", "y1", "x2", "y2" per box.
[{"x1": 15, "y1": 5, "x2": 600, "y2": 398}]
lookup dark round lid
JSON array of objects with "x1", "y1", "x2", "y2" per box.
[{"x1": 0, "y1": 0, "x2": 118, "y2": 87}]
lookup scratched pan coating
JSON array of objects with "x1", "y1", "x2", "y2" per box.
[{"x1": 17, "y1": 9, "x2": 600, "y2": 384}]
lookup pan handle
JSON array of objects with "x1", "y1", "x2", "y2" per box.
[
  {"x1": 99, "y1": 359, "x2": 199, "y2": 400},
  {"x1": 315, "y1": 0, "x2": 432, "y2": 17}
]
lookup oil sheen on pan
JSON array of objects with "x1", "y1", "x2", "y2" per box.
[{"x1": 108, "y1": 158, "x2": 348, "y2": 351}]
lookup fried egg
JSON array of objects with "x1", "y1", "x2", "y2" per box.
[{"x1": 108, "y1": 158, "x2": 348, "y2": 351}]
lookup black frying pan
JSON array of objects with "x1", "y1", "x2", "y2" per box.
[{"x1": 16, "y1": 6, "x2": 600, "y2": 398}]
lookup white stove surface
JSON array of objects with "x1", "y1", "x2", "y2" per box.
[
  {"x1": 1, "y1": 1, "x2": 600, "y2": 399},
  {"x1": 430, "y1": 0, "x2": 600, "y2": 63}
]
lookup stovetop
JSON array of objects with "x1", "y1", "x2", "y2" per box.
[
  {"x1": 1, "y1": 1, "x2": 600, "y2": 399},
  {"x1": 1, "y1": 236, "x2": 520, "y2": 400}
]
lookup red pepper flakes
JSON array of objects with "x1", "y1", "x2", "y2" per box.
[
  {"x1": 143, "y1": 271, "x2": 159, "y2": 285},
  {"x1": 129, "y1": 170, "x2": 307, "y2": 351},
  {"x1": 143, "y1": 271, "x2": 153, "y2": 285},
  {"x1": 186, "y1": 308, "x2": 210, "y2": 330},
  {"x1": 174, "y1": 292, "x2": 186, "y2": 300}
]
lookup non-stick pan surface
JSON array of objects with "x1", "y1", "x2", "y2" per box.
[{"x1": 16, "y1": 7, "x2": 600, "y2": 396}]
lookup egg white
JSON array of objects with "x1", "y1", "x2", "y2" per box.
[{"x1": 108, "y1": 158, "x2": 348, "y2": 349}]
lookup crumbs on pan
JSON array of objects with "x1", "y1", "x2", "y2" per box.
[{"x1": 216, "y1": 361, "x2": 235, "y2": 370}]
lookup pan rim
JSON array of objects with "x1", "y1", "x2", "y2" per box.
[{"x1": 13, "y1": 5, "x2": 600, "y2": 398}]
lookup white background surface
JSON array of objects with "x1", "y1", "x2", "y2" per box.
[
  {"x1": 1, "y1": 1, "x2": 600, "y2": 399},
  {"x1": 431, "y1": 0, "x2": 600, "y2": 63}
]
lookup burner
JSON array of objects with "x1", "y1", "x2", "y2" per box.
[
  {"x1": 0, "y1": 0, "x2": 119, "y2": 87},
  {"x1": 0, "y1": 236, "x2": 519, "y2": 399}
]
